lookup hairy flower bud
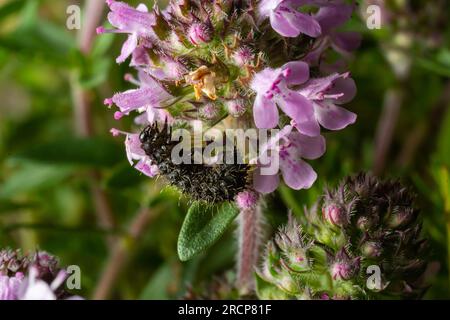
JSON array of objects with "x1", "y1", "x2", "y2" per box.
[
  {"x1": 199, "y1": 103, "x2": 220, "y2": 120},
  {"x1": 225, "y1": 99, "x2": 247, "y2": 117},
  {"x1": 188, "y1": 23, "x2": 212, "y2": 45},
  {"x1": 387, "y1": 209, "x2": 415, "y2": 229},
  {"x1": 235, "y1": 191, "x2": 259, "y2": 210},
  {"x1": 331, "y1": 262, "x2": 354, "y2": 281},
  {"x1": 232, "y1": 46, "x2": 254, "y2": 67},
  {"x1": 257, "y1": 174, "x2": 429, "y2": 300},
  {"x1": 322, "y1": 204, "x2": 346, "y2": 226},
  {"x1": 361, "y1": 241, "x2": 383, "y2": 259}
]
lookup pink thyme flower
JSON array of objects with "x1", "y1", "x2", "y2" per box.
[
  {"x1": 97, "y1": 0, "x2": 156, "y2": 63},
  {"x1": 253, "y1": 125, "x2": 325, "y2": 193},
  {"x1": 131, "y1": 45, "x2": 187, "y2": 81},
  {"x1": 258, "y1": 0, "x2": 322, "y2": 38},
  {"x1": 1, "y1": 249, "x2": 83, "y2": 300},
  {"x1": 295, "y1": 72, "x2": 357, "y2": 134},
  {"x1": 19, "y1": 267, "x2": 82, "y2": 300},
  {"x1": 105, "y1": 70, "x2": 173, "y2": 120},
  {"x1": 0, "y1": 273, "x2": 24, "y2": 300},
  {"x1": 110, "y1": 128, "x2": 159, "y2": 178},
  {"x1": 130, "y1": 41, "x2": 153, "y2": 67},
  {"x1": 250, "y1": 61, "x2": 318, "y2": 130},
  {"x1": 305, "y1": 1, "x2": 362, "y2": 65},
  {"x1": 148, "y1": 56, "x2": 188, "y2": 81}
]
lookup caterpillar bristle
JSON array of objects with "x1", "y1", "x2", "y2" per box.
[{"x1": 140, "y1": 123, "x2": 251, "y2": 203}]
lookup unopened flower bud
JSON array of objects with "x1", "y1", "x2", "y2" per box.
[
  {"x1": 331, "y1": 262, "x2": 353, "y2": 281},
  {"x1": 285, "y1": 247, "x2": 310, "y2": 272},
  {"x1": 226, "y1": 99, "x2": 246, "y2": 117},
  {"x1": 199, "y1": 103, "x2": 219, "y2": 120},
  {"x1": 361, "y1": 241, "x2": 383, "y2": 258},
  {"x1": 387, "y1": 210, "x2": 414, "y2": 229},
  {"x1": 236, "y1": 191, "x2": 259, "y2": 210},
  {"x1": 356, "y1": 216, "x2": 371, "y2": 231},
  {"x1": 232, "y1": 46, "x2": 254, "y2": 67},
  {"x1": 323, "y1": 204, "x2": 346, "y2": 226},
  {"x1": 331, "y1": 250, "x2": 360, "y2": 281},
  {"x1": 188, "y1": 23, "x2": 212, "y2": 45}
]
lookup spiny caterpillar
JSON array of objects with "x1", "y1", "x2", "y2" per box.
[{"x1": 139, "y1": 122, "x2": 250, "y2": 203}]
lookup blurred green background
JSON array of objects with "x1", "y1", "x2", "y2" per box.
[{"x1": 0, "y1": 0, "x2": 449, "y2": 299}]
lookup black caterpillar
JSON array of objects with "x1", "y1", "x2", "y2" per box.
[{"x1": 139, "y1": 123, "x2": 250, "y2": 203}]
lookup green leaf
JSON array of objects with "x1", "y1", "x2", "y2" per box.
[
  {"x1": 11, "y1": 137, "x2": 123, "y2": 167},
  {"x1": 139, "y1": 263, "x2": 175, "y2": 300},
  {"x1": 255, "y1": 272, "x2": 290, "y2": 300},
  {"x1": 177, "y1": 201, "x2": 239, "y2": 261},
  {"x1": 0, "y1": 164, "x2": 72, "y2": 199}
]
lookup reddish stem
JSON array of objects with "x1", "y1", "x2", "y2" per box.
[{"x1": 237, "y1": 202, "x2": 263, "y2": 295}]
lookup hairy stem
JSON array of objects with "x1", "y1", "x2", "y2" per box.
[{"x1": 237, "y1": 202, "x2": 263, "y2": 295}]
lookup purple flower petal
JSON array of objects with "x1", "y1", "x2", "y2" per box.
[
  {"x1": 283, "y1": 61, "x2": 310, "y2": 86},
  {"x1": 271, "y1": 5, "x2": 321, "y2": 38},
  {"x1": 125, "y1": 133, "x2": 146, "y2": 165},
  {"x1": 250, "y1": 67, "x2": 280, "y2": 94},
  {"x1": 332, "y1": 32, "x2": 362, "y2": 53},
  {"x1": 253, "y1": 95, "x2": 279, "y2": 129},
  {"x1": 289, "y1": 132, "x2": 326, "y2": 160},
  {"x1": 258, "y1": 124, "x2": 294, "y2": 157},
  {"x1": 294, "y1": 117, "x2": 321, "y2": 137},
  {"x1": 131, "y1": 45, "x2": 151, "y2": 66},
  {"x1": 280, "y1": 156, "x2": 317, "y2": 190},
  {"x1": 314, "y1": 101, "x2": 356, "y2": 131},
  {"x1": 107, "y1": 0, "x2": 155, "y2": 33},
  {"x1": 315, "y1": 3, "x2": 353, "y2": 34},
  {"x1": 135, "y1": 160, "x2": 159, "y2": 177},
  {"x1": 253, "y1": 168, "x2": 280, "y2": 194},
  {"x1": 297, "y1": 73, "x2": 342, "y2": 100},
  {"x1": 329, "y1": 77, "x2": 357, "y2": 104},
  {"x1": 110, "y1": 75, "x2": 172, "y2": 114},
  {"x1": 277, "y1": 90, "x2": 314, "y2": 125},
  {"x1": 111, "y1": 88, "x2": 154, "y2": 113},
  {"x1": 116, "y1": 33, "x2": 137, "y2": 63}
]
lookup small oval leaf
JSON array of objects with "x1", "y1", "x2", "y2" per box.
[{"x1": 177, "y1": 201, "x2": 239, "y2": 261}]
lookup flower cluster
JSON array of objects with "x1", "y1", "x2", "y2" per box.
[
  {"x1": 0, "y1": 249, "x2": 82, "y2": 300},
  {"x1": 257, "y1": 174, "x2": 429, "y2": 300},
  {"x1": 100, "y1": 0, "x2": 359, "y2": 199}
]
